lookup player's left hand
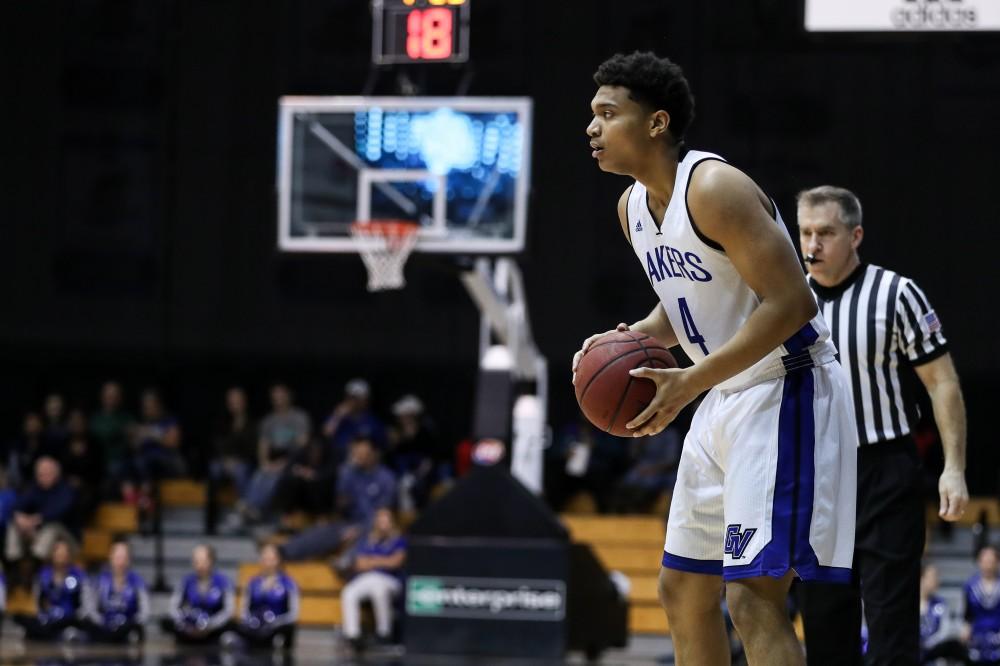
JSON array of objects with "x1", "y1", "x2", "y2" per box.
[
  {"x1": 938, "y1": 468, "x2": 969, "y2": 522},
  {"x1": 625, "y1": 367, "x2": 700, "y2": 437}
]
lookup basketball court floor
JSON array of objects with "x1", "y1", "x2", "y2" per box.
[{"x1": 0, "y1": 626, "x2": 674, "y2": 665}]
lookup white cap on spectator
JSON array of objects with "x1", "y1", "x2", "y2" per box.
[
  {"x1": 345, "y1": 378, "x2": 371, "y2": 399},
  {"x1": 392, "y1": 394, "x2": 424, "y2": 416}
]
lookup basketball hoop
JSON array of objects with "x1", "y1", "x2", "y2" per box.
[{"x1": 350, "y1": 220, "x2": 420, "y2": 291}]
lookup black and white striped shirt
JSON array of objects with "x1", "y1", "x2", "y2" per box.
[{"x1": 810, "y1": 263, "x2": 949, "y2": 446}]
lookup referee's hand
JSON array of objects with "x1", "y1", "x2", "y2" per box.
[{"x1": 939, "y1": 469, "x2": 969, "y2": 522}]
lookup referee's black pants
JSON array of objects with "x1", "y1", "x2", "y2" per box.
[{"x1": 799, "y1": 436, "x2": 926, "y2": 666}]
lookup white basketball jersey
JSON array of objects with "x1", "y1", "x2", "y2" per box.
[{"x1": 626, "y1": 149, "x2": 836, "y2": 391}]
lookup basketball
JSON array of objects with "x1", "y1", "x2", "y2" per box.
[{"x1": 574, "y1": 330, "x2": 677, "y2": 437}]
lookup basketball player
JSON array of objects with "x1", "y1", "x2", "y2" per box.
[
  {"x1": 796, "y1": 185, "x2": 968, "y2": 665},
  {"x1": 572, "y1": 52, "x2": 858, "y2": 665}
]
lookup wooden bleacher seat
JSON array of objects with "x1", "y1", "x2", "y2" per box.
[
  {"x1": 590, "y1": 544, "x2": 661, "y2": 575},
  {"x1": 92, "y1": 503, "x2": 139, "y2": 533},
  {"x1": 629, "y1": 605, "x2": 667, "y2": 634},
  {"x1": 82, "y1": 528, "x2": 112, "y2": 563},
  {"x1": 159, "y1": 479, "x2": 207, "y2": 507},
  {"x1": 628, "y1": 575, "x2": 661, "y2": 604},
  {"x1": 6, "y1": 587, "x2": 37, "y2": 615},
  {"x1": 957, "y1": 497, "x2": 1000, "y2": 527},
  {"x1": 562, "y1": 491, "x2": 598, "y2": 515},
  {"x1": 238, "y1": 562, "x2": 343, "y2": 594},
  {"x1": 562, "y1": 515, "x2": 664, "y2": 547}
]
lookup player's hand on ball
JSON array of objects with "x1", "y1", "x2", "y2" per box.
[
  {"x1": 625, "y1": 367, "x2": 699, "y2": 436},
  {"x1": 938, "y1": 468, "x2": 969, "y2": 522},
  {"x1": 571, "y1": 323, "x2": 630, "y2": 385}
]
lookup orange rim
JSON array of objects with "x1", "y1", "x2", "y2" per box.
[{"x1": 351, "y1": 220, "x2": 420, "y2": 238}]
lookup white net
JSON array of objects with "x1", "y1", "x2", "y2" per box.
[{"x1": 350, "y1": 221, "x2": 420, "y2": 291}]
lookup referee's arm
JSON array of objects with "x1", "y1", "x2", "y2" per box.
[{"x1": 914, "y1": 353, "x2": 969, "y2": 521}]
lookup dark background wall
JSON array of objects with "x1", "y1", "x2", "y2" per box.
[{"x1": 2, "y1": 1, "x2": 998, "y2": 488}]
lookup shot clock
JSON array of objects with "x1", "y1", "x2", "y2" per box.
[{"x1": 372, "y1": 0, "x2": 471, "y2": 64}]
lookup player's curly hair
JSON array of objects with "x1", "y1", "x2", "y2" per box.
[{"x1": 593, "y1": 51, "x2": 695, "y2": 143}]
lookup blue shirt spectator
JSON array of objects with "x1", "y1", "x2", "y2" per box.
[
  {"x1": 92, "y1": 569, "x2": 149, "y2": 629},
  {"x1": 337, "y1": 437, "x2": 397, "y2": 527},
  {"x1": 13, "y1": 462, "x2": 77, "y2": 533}
]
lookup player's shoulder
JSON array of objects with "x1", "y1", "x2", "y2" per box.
[{"x1": 687, "y1": 159, "x2": 756, "y2": 202}]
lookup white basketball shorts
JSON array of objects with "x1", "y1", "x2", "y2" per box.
[{"x1": 662, "y1": 360, "x2": 857, "y2": 582}]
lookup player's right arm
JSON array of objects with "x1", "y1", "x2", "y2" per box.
[{"x1": 572, "y1": 188, "x2": 678, "y2": 385}]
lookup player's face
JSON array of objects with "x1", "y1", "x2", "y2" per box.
[
  {"x1": 587, "y1": 86, "x2": 653, "y2": 175},
  {"x1": 797, "y1": 201, "x2": 862, "y2": 287}
]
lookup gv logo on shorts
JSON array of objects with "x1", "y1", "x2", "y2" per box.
[{"x1": 725, "y1": 524, "x2": 757, "y2": 560}]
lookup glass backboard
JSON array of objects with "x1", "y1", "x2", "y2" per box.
[{"x1": 277, "y1": 96, "x2": 532, "y2": 254}]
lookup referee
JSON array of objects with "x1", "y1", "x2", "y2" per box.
[{"x1": 795, "y1": 185, "x2": 969, "y2": 665}]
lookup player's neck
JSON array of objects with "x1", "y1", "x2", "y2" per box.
[{"x1": 634, "y1": 147, "x2": 680, "y2": 207}]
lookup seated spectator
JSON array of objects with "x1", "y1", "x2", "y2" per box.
[
  {"x1": 5, "y1": 457, "x2": 78, "y2": 569},
  {"x1": 12, "y1": 538, "x2": 90, "y2": 641},
  {"x1": 239, "y1": 384, "x2": 310, "y2": 525},
  {"x1": 89, "y1": 381, "x2": 135, "y2": 500},
  {"x1": 544, "y1": 415, "x2": 627, "y2": 513},
  {"x1": 7, "y1": 412, "x2": 47, "y2": 489},
  {"x1": 162, "y1": 544, "x2": 235, "y2": 645},
  {"x1": 131, "y1": 389, "x2": 185, "y2": 503},
  {"x1": 609, "y1": 426, "x2": 681, "y2": 513},
  {"x1": 62, "y1": 409, "x2": 100, "y2": 522},
  {"x1": 209, "y1": 387, "x2": 258, "y2": 500},
  {"x1": 386, "y1": 395, "x2": 450, "y2": 511},
  {"x1": 281, "y1": 436, "x2": 396, "y2": 562},
  {"x1": 234, "y1": 543, "x2": 299, "y2": 651},
  {"x1": 0, "y1": 564, "x2": 5, "y2": 636},
  {"x1": 964, "y1": 544, "x2": 1000, "y2": 664},
  {"x1": 41, "y1": 393, "x2": 70, "y2": 459},
  {"x1": 921, "y1": 563, "x2": 967, "y2": 663},
  {"x1": 84, "y1": 540, "x2": 149, "y2": 644},
  {"x1": 322, "y1": 379, "x2": 387, "y2": 464},
  {"x1": 0, "y1": 466, "x2": 16, "y2": 555},
  {"x1": 340, "y1": 508, "x2": 406, "y2": 654},
  {"x1": 271, "y1": 436, "x2": 338, "y2": 518}
]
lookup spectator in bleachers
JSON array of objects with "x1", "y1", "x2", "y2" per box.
[
  {"x1": 5, "y1": 457, "x2": 78, "y2": 567},
  {"x1": 89, "y1": 381, "x2": 135, "y2": 500},
  {"x1": 281, "y1": 435, "x2": 396, "y2": 561},
  {"x1": 271, "y1": 436, "x2": 338, "y2": 518},
  {"x1": 234, "y1": 543, "x2": 299, "y2": 651},
  {"x1": 964, "y1": 544, "x2": 1000, "y2": 664},
  {"x1": 8, "y1": 412, "x2": 47, "y2": 489},
  {"x1": 84, "y1": 540, "x2": 149, "y2": 644},
  {"x1": 920, "y1": 563, "x2": 967, "y2": 664},
  {"x1": 386, "y1": 394, "x2": 450, "y2": 512},
  {"x1": 41, "y1": 393, "x2": 70, "y2": 458},
  {"x1": 544, "y1": 415, "x2": 627, "y2": 513},
  {"x1": 209, "y1": 387, "x2": 258, "y2": 501},
  {"x1": 162, "y1": 543, "x2": 235, "y2": 645},
  {"x1": 0, "y1": 466, "x2": 16, "y2": 556},
  {"x1": 340, "y1": 508, "x2": 406, "y2": 653},
  {"x1": 62, "y1": 409, "x2": 100, "y2": 522},
  {"x1": 131, "y1": 389, "x2": 186, "y2": 502},
  {"x1": 239, "y1": 384, "x2": 310, "y2": 525},
  {"x1": 0, "y1": 564, "x2": 5, "y2": 636},
  {"x1": 12, "y1": 538, "x2": 90, "y2": 641},
  {"x1": 609, "y1": 426, "x2": 682, "y2": 513},
  {"x1": 322, "y1": 379, "x2": 387, "y2": 463}
]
